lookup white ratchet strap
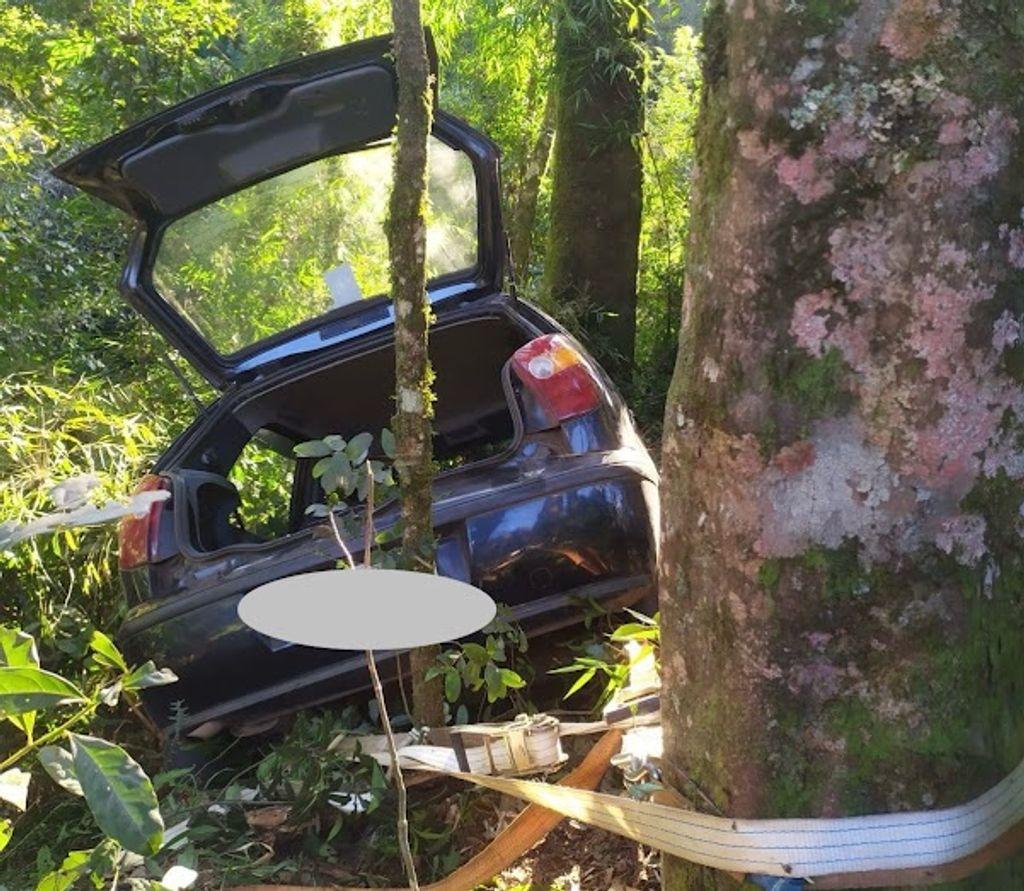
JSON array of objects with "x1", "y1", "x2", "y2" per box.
[
  {"x1": 446, "y1": 755, "x2": 1024, "y2": 880},
  {"x1": 379, "y1": 718, "x2": 1024, "y2": 881}
]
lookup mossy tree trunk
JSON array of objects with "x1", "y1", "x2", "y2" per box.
[
  {"x1": 659, "y1": 1, "x2": 1024, "y2": 889},
  {"x1": 544, "y1": 0, "x2": 645, "y2": 385},
  {"x1": 509, "y1": 87, "x2": 556, "y2": 284},
  {"x1": 388, "y1": 2, "x2": 443, "y2": 729}
]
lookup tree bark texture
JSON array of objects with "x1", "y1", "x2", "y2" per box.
[
  {"x1": 659, "y1": 1, "x2": 1024, "y2": 888},
  {"x1": 388, "y1": 5, "x2": 443, "y2": 728},
  {"x1": 509, "y1": 87, "x2": 557, "y2": 283},
  {"x1": 544, "y1": 0, "x2": 645, "y2": 383}
]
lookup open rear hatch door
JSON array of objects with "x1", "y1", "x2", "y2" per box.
[{"x1": 52, "y1": 33, "x2": 504, "y2": 389}]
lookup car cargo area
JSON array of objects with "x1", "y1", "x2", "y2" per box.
[{"x1": 176, "y1": 312, "x2": 532, "y2": 553}]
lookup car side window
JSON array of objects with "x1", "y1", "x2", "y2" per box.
[{"x1": 227, "y1": 435, "x2": 297, "y2": 541}]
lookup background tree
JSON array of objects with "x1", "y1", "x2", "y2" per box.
[
  {"x1": 543, "y1": 0, "x2": 647, "y2": 386},
  {"x1": 388, "y1": 1, "x2": 444, "y2": 728},
  {"x1": 659, "y1": 1, "x2": 1024, "y2": 888}
]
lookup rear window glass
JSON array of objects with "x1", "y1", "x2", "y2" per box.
[{"x1": 151, "y1": 137, "x2": 478, "y2": 355}]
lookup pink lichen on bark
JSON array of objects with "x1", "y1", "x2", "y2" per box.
[
  {"x1": 947, "y1": 109, "x2": 1018, "y2": 189},
  {"x1": 777, "y1": 147, "x2": 834, "y2": 204},
  {"x1": 790, "y1": 291, "x2": 841, "y2": 356},
  {"x1": 879, "y1": 0, "x2": 960, "y2": 61},
  {"x1": 765, "y1": 98, "x2": 1023, "y2": 566},
  {"x1": 935, "y1": 514, "x2": 987, "y2": 563},
  {"x1": 823, "y1": 119, "x2": 871, "y2": 163},
  {"x1": 993, "y1": 311, "x2": 1020, "y2": 353},
  {"x1": 938, "y1": 118, "x2": 967, "y2": 146},
  {"x1": 1003, "y1": 221, "x2": 1024, "y2": 269},
  {"x1": 907, "y1": 274, "x2": 993, "y2": 381}
]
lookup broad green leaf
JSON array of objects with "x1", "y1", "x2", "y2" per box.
[
  {"x1": 123, "y1": 661, "x2": 178, "y2": 691},
  {"x1": 0, "y1": 627, "x2": 39, "y2": 668},
  {"x1": 88, "y1": 630, "x2": 127, "y2": 672},
  {"x1": 381, "y1": 428, "x2": 396, "y2": 459},
  {"x1": 0, "y1": 629, "x2": 39, "y2": 738},
  {"x1": 69, "y1": 733, "x2": 163, "y2": 855},
  {"x1": 322, "y1": 434, "x2": 346, "y2": 451},
  {"x1": 294, "y1": 440, "x2": 333, "y2": 458},
  {"x1": 444, "y1": 669, "x2": 461, "y2": 703},
  {"x1": 0, "y1": 667, "x2": 84, "y2": 716},
  {"x1": 34, "y1": 849, "x2": 91, "y2": 891},
  {"x1": 0, "y1": 817, "x2": 11, "y2": 853},
  {"x1": 0, "y1": 768, "x2": 30, "y2": 811},
  {"x1": 345, "y1": 432, "x2": 373, "y2": 464},
  {"x1": 38, "y1": 746, "x2": 83, "y2": 796},
  {"x1": 462, "y1": 642, "x2": 489, "y2": 665},
  {"x1": 499, "y1": 669, "x2": 525, "y2": 689},
  {"x1": 320, "y1": 452, "x2": 353, "y2": 495},
  {"x1": 484, "y1": 662, "x2": 502, "y2": 702}
]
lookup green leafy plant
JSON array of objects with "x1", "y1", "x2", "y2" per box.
[
  {"x1": 427, "y1": 609, "x2": 531, "y2": 711},
  {"x1": 550, "y1": 608, "x2": 659, "y2": 708},
  {"x1": 0, "y1": 625, "x2": 178, "y2": 888},
  {"x1": 297, "y1": 430, "x2": 397, "y2": 519}
]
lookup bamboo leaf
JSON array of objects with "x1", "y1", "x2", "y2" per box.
[
  {"x1": 69, "y1": 733, "x2": 163, "y2": 855},
  {"x1": 563, "y1": 666, "x2": 597, "y2": 699}
]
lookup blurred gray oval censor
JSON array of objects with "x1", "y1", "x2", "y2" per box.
[{"x1": 237, "y1": 569, "x2": 497, "y2": 650}]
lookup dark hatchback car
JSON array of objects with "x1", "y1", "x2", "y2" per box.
[{"x1": 54, "y1": 35, "x2": 659, "y2": 739}]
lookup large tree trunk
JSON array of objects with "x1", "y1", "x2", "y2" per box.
[
  {"x1": 508, "y1": 87, "x2": 556, "y2": 284},
  {"x1": 543, "y1": 0, "x2": 645, "y2": 384},
  {"x1": 388, "y1": 5, "x2": 443, "y2": 729},
  {"x1": 659, "y1": 2, "x2": 1024, "y2": 888}
]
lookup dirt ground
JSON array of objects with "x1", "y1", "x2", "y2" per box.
[{"x1": 485, "y1": 819, "x2": 661, "y2": 891}]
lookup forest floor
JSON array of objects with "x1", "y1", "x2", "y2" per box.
[
  {"x1": 215, "y1": 625, "x2": 658, "y2": 890},
  {"x1": 485, "y1": 812, "x2": 660, "y2": 891}
]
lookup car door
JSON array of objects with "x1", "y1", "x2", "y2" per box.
[{"x1": 52, "y1": 32, "x2": 505, "y2": 390}]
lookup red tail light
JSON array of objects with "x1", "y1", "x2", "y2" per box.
[
  {"x1": 119, "y1": 475, "x2": 170, "y2": 570},
  {"x1": 511, "y1": 334, "x2": 601, "y2": 422}
]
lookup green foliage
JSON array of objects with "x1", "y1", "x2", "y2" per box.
[
  {"x1": 427, "y1": 609, "x2": 531, "y2": 710},
  {"x1": 298, "y1": 430, "x2": 397, "y2": 514},
  {"x1": 551, "y1": 608, "x2": 659, "y2": 708},
  {"x1": 0, "y1": 373, "x2": 172, "y2": 644},
  {"x1": 256, "y1": 710, "x2": 385, "y2": 823},
  {"x1": 632, "y1": 25, "x2": 702, "y2": 438},
  {"x1": 0, "y1": 625, "x2": 178, "y2": 886},
  {"x1": 67, "y1": 733, "x2": 163, "y2": 856}
]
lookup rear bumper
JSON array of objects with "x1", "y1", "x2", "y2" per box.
[{"x1": 121, "y1": 455, "x2": 658, "y2": 732}]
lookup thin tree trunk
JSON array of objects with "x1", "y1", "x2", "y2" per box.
[
  {"x1": 509, "y1": 88, "x2": 556, "y2": 283},
  {"x1": 388, "y1": 3, "x2": 443, "y2": 729},
  {"x1": 659, "y1": 2, "x2": 1024, "y2": 889},
  {"x1": 543, "y1": 0, "x2": 645, "y2": 385}
]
